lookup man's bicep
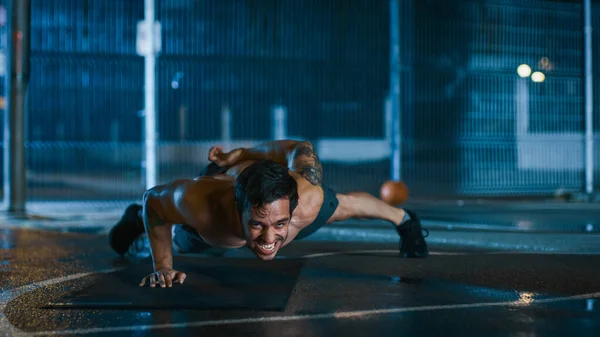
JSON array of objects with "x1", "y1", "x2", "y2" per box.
[
  {"x1": 145, "y1": 204, "x2": 168, "y2": 227},
  {"x1": 291, "y1": 142, "x2": 323, "y2": 186},
  {"x1": 142, "y1": 196, "x2": 169, "y2": 229}
]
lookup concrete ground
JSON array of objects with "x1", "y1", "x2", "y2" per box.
[{"x1": 0, "y1": 200, "x2": 599, "y2": 336}]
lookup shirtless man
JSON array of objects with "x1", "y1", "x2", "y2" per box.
[{"x1": 108, "y1": 140, "x2": 429, "y2": 288}]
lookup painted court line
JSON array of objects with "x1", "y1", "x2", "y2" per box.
[
  {"x1": 21, "y1": 291, "x2": 600, "y2": 336},
  {"x1": 300, "y1": 250, "x2": 465, "y2": 258},
  {"x1": 0, "y1": 251, "x2": 594, "y2": 336}
]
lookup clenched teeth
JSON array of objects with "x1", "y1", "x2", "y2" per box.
[{"x1": 258, "y1": 242, "x2": 275, "y2": 251}]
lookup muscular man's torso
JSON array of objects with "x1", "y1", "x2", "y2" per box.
[{"x1": 166, "y1": 161, "x2": 325, "y2": 249}]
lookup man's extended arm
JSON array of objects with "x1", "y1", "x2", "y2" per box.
[
  {"x1": 210, "y1": 140, "x2": 300, "y2": 167},
  {"x1": 209, "y1": 139, "x2": 323, "y2": 185}
]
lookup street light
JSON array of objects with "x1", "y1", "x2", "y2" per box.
[
  {"x1": 517, "y1": 64, "x2": 532, "y2": 78},
  {"x1": 531, "y1": 71, "x2": 545, "y2": 83}
]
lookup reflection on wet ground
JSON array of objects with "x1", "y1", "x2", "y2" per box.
[{"x1": 0, "y1": 226, "x2": 599, "y2": 336}]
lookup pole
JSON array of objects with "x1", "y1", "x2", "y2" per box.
[
  {"x1": 3, "y1": 0, "x2": 30, "y2": 214},
  {"x1": 144, "y1": 0, "x2": 157, "y2": 189},
  {"x1": 389, "y1": 0, "x2": 401, "y2": 181},
  {"x1": 272, "y1": 105, "x2": 287, "y2": 140},
  {"x1": 221, "y1": 104, "x2": 231, "y2": 142},
  {"x1": 584, "y1": 0, "x2": 594, "y2": 197}
]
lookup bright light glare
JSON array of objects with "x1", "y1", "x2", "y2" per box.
[
  {"x1": 531, "y1": 71, "x2": 545, "y2": 83},
  {"x1": 517, "y1": 64, "x2": 531, "y2": 78},
  {"x1": 516, "y1": 292, "x2": 535, "y2": 305}
]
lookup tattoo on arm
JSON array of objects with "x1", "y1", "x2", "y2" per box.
[{"x1": 293, "y1": 143, "x2": 323, "y2": 186}]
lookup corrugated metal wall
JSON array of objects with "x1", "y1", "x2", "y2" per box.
[{"x1": 0, "y1": 0, "x2": 596, "y2": 201}]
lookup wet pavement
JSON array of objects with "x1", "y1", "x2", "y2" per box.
[
  {"x1": 2, "y1": 200, "x2": 600, "y2": 256},
  {"x1": 407, "y1": 200, "x2": 600, "y2": 233},
  {"x1": 1, "y1": 226, "x2": 599, "y2": 336},
  {"x1": 5, "y1": 199, "x2": 600, "y2": 234}
]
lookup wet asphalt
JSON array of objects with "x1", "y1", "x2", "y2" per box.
[{"x1": 0, "y1": 226, "x2": 599, "y2": 337}]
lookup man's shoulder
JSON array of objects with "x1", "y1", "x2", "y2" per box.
[
  {"x1": 175, "y1": 178, "x2": 231, "y2": 205},
  {"x1": 290, "y1": 186, "x2": 324, "y2": 221},
  {"x1": 288, "y1": 170, "x2": 320, "y2": 185},
  {"x1": 176, "y1": 178, "x2": 237, "y2": 226},
  {"x1": 184, "y1": 176, "x2": 234, "y2": 193},
  {"x1": 291, "y1": 173, "x2": 324, "y2": 195}
]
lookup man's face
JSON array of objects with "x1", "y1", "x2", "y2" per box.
[{"x1": 243, "y1": 198, "x2": 291, "y2": 260}]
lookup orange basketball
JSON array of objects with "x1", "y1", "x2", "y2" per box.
[{"x1": 379, "y1": 180, "x2": 409, "y2": 205}]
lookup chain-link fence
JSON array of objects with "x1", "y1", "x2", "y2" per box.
[{"x1": 0, "y1": 0, "x2": 598, "y2": 201}]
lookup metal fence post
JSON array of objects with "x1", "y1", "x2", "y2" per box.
[
  {"x1": 584, "y1": 0, "x2": 594, "y2": 198},
  {"x1": 389, "y1": 0, "x2": 401, "y2": 181},
  {"x1": 143, "y1": 0, "x2": 158, "y2": 190},
  {"x1": 272, "y1": 105, "x2": 287, "y2": 140},
  {"x1": 3, "y1": 0, "x2": 30, "y2": 215}
]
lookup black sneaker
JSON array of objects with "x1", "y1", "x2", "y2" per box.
[
  {"x1": 109, "y1": 203, "x2": 145, "y2": 256},
  {"x1": 396, "y1": 209, "x2": 429, "y2": 258}
]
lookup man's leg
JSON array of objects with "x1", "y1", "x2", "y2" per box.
[
  {"x1": 328, "y1": 192, "x2": 429, "y2": 258},
  {"x1": 109, "y1": 204, "x2": 146, "y2": 256},
  {"x1": 327, "y1": 192, "x2": 407, "y2": 225}
]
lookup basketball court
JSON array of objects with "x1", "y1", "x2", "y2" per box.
[{"x1": 1, "y1": 225, "x2": 599, "y2": 336}]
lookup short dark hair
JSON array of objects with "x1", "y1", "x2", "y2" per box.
[{"x1": 234, "y1": 160, "x2": 299, "y2": 218}]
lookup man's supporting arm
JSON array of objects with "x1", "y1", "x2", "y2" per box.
[{"x1": 142, "y1": 192, "x2": 174, "y2": 271}]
